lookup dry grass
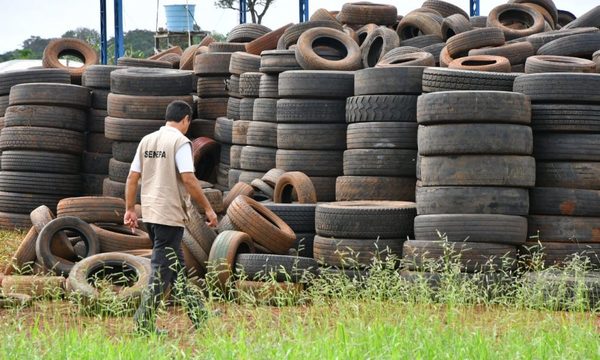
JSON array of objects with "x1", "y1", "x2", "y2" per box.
[{"x1": 0, "y1": 229, "x2": 26, "y2": 270}]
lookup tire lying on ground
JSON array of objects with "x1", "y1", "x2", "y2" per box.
[
  {"x1": 56, "y1": 196, "x2": 125, "y2": 224},
  {"x1": 273, "y1": 171, "x2": 317, "y2": 203},
  {"x1": 235, "y1": 254, "x2": 318, "y2": 282},
  {"x1": 208, "y1": 230, "x2": 255, "y2": 290},
  {"x1": 1, "y1": 275, "x2": 65, "y2": 298},
  {"x1": 313, "y1": 236, "x2": 404, "y2": 268},
  {"x1": 90, "y1": 224, "x2": 152, "y2": 253},
  {"x1": 67, "y1": 252, "x2": 151, "y2": 301}
]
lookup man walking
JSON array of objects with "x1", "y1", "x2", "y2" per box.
[{"x1": 123, "y1": 100, "x2": 218, "y2": 334}]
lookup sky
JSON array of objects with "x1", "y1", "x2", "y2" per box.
[{"x1": 0, "y1": 0, "x2": 597, "y2": 53}]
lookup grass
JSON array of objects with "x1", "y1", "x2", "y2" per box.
[
  {"x1": 0, "y1": 229, "x2": 599, "y2": 358},
  {"x1": 0, "y1": 229, "x2": 25, "y2": 271}
]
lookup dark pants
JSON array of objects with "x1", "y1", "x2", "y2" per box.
[{"x1": 134, "y1": 223, "x2": 207, "y2": 332}]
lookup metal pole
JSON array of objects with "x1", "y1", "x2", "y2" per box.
[
  {"x1": 299, "y1": 0, "x2": 308, "y2": 22},
  {"x1": 114, "y1": 0, "x2": 125, "y2": 62},
  {"x1": 239, "y1": 0, "x2": 247, "y2": 24},
  {"x1": 470, "y1": 0, "x2": 480, "y2": 16},
  {"x1": 100, "y1": 0, "x2": 107, "y2": 64}
]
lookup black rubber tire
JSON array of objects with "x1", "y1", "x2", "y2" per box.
[
  {"x1": 527, "y1": 28, "x2": 599, "y2": 52},
  {"x1": 239, "y1": 72, "x2": 262, "y2": 98},
  {"x1": 343, "y1": 149, "x2": 416, "y2": 176},
  {"x1": 528, "y1": 215, "x2": 600, "y2": 243},
  {"x1": 315, "y1": 201, "x2": 416, "y2": 239},
  {"x1": 487, "y1": 3, "x2": 545, "y2": 40},
  {"x1": 36, "y1": 216, "x2": 99, "y2": 276},
  {"x1": 401, "y1": 34, "x2": 444, "y2": 48},
  {"x1": 0, "y1": 126, "x2": 84, "y2": 155},
  {"x1": 469, "y1": 42, "x2": 534, "y2": 66},
  {"x1": 277, "y1": 123, "x2": 346, "y2": 150},
  {"x1": 88, "y1": 109, "x2": 107, "y2": 133},
  {"x1": 530, "y1": 187, "x2": 600, "y2": 217},
  {"x1": 232, "y1": 120, "x2": 251, "y2": 145},
  {"x1": 420, "y1": 155, "x2": 536, "y2": 187},
  {"x1": 258, "y1": 74, "x2": 279, "y2": 98},
  {"x1": 276, "y1": 150, "x2": 343, "y2": 177},
  {"x1": 530, "y1": 104, "x2": 600, "y2": 132},
  {"x1": 441, "y1": 13, "x2": 473, "y2": 41},
  {"x1": 82, "y1": 174, "x2": 106, "y2": 196},
  {"x1": 104, "y1": 117, "x2": 164, "y2": 142},
  {"x1": 513, "y1": 73, "x2": 600, "y2": 103},
  {"x1": 102, "y1": 178, "x2": 140, "y2": 202},
  {"x1": 276, "y1": 99, "x2": 346, "y2": 124},
  {"x1": 230, "y1": 145, "x2": 243, "y2": 168},
  {"x1": 9, "y1": 83, "x2": 91, "y2": 109},
  {"x1": 108, "y1": 158, "x2": 131, "y2": 183},
  {"x1": 416, "y1": 186, "x2": 529, "y2": 215},
  {"x1": 57, "y1": 196, "x2": 125, "y2": 224},
  {"x1": 354, "y1": 67, "x2": 424, "y2": 96},
  {"x1": 534, "y1": 133, "x2": 600, "y2": 161},
  {"x1": 110, "y1": 68, "x2": 193, "y2": 96},
  {"x1": 537, "y1": 33, "x2": 600, "y2": 59},
  {"x1": 0, "y1": 171, "x2": 81, "y2": 196},
  {"x1": 207, "y1": 42, "x2": 246, "y2": 53},
  {"x1": 314, "y1": 236, "x2": 403, "y2": 268},
  {"x1": 469, "y1": 16, "x2": 488, "y2": 28},
  {"x1": 107, "y1": 94, "x2": 193, "y2": 120},
  {"x1": 116, "y1": 57, "x2": 171, "y2": 68},
  {"x1": 214, "y1": 117, "x2": 233, "y2": 144},
  {"x1": 197, "y1": 97, "x2": 228, "y2": 119},
  {"x1": 422, "y1": 0, "x2": 469, "y2": 18},
  {"x1": 0, "y1": 191, "x2": 63, "y2": 215},
  {"x1": 252, "y1": 98, "x2": 277, "y2": 122},
  {"x1": 446, "y1": 27, "x2": 505, "y2": 58},
  {"x1": 396, "y1": 13, "x2": 443, "y2": 40},
  {"x1": 220, "y1": 144, "x2": 232, "y2": 165},
  {"x1": 235, "y1": 253, "x2": 317, "y2": 282},
  {"x1": 229, "y1": 52, "x2": 261, "y2": 75},
  {"x1": 197, "y1": 76, "x2": 228, "y2": 97},
  {"x1": 0, "y1": 212, "x2": 31, "y2": 230},
  {"x1": 536, "y1": 162, "x2": 600, "y2": 190},
  {"x1": 240, "y1": 146, "x2": 276, "y2": 172},
  {"x1": 524, "y1": 55, "x2": 597, "y2": 74},
  {"x1": 278, "y1": 71, "x2": 354, "y2": 99},
  {"x1": 0, "y1": 96, "x2": 8, "y2": 116},
  {"x1": 310, "y1": 176, "x2": 337, "y2": 202},
  {"x1": 190, "y1": 118, "x2": 216, "y2": 139},
  {"x1": 88, "y1": 133, "x2": 114, "y2": 154},
  {"x1": 346, "y1": 122, "x2": 415, "y2": 150},
  {"x1": 112, "y1": 141, "x2": 139, "y2": 162},
  {"x1": 227, "y1": 97, "x2": 241, "y2": 120},
  {"x1": 227, "y1": 23, "x2": 272, "y2": 43},
  {"x1": 561, "y1": 5, "x2": 600, "y2": 30},
  {"x1": 414, "y1": 214, "x2": 528, "y2": 245},
  {"x1": 346, "y1": 95, "x2": 418, "y2": 123},
  {"x1": 91, "y1": 89, "x2": 109, "y2": 110},
  {"x1": 246, "y1": 121, "x2": 277, "y2": 148},
  {"x1": 1, "y1": 150, "x2": 80, "y2": 174},
  {"x1": 335, "y1": 176, "x2": 416, "y2": 202},
  {"x1": 281, "y1": 21, "x2": 344, "y2": 48},
  {"x1": 418, "y1": 124, "x2": 533, "y2": 155},
  {"x1": 239, "y1": 98, "x2": 255, "y2": 120},
  {"x1": 262, "y1": 203, "x2": 316, "y2": 233},
  {"x1": 0, "y1": 69, "x2": 70, "y2": 95},
  {"x1": 403, "y1": 240, "x2": 517, "y2": 273},
  {"x1": 361, "y1": 26, "x2": 400, "y2": 68},
  {"x1": 82, "y1": 65, "x2": 124, "y2": 88},
  {"x1": 338, "y1": 3, "x2": 397, "y2": 25},
  {"x1": 422, "y1": 68, "x2": 519, "y2": 92},
  {"x1": 193, "y1": 52, "x2": 232, "y2": 76},
  {"x1": 4, "y1": 105, "x2": 86, "y2": 132},
  {"x1": 259, "y1": 50, "x2": 302, "y2": 73}
]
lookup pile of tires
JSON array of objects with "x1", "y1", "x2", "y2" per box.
[
  {"x1": 314, "y1": 201, "x2": 416, "y2": 274},
  {"x1": 337, "y1": 66, "x2": 424, "y2": 202},
  {"x1": 405, "y1": 91, "x2": 534, "y2": 274},
  {"x1": 2, "y1": 197, "x2": 154, "y2": 304},
  {"x1": 275, "y1": 70, "x2": 354, "y2": 201},
  {"x1": 81, "y1": 65, "x2": 124, "y2": 195},
  {"x1": 0, "y1": 82, "x2": 90, "y2": 229},
  {"x1": 103, "y1": 68, "x2": 194, "y2": 199},
  {"x1": 514, "y1": 73, "x2": 600, "y2": 268}
]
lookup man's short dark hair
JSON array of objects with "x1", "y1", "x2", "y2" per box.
[{"x1": 165, "y1": 100, "x2": 193, "y2": 122}]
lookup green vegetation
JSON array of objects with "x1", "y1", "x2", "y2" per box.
[{"x1": 0, "y1": 229, "x2": 598, "y2": 358}]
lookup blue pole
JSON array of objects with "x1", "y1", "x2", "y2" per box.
[
  {"x1": 100, "y1": 0, "x2": 107, "y2": 64},
  {"x1": 470, "y1": 0, "x2": 480, "y2": 16},
  {"x1": 299, "y1": 0, "x2": 308, "y2": 22},
  {"x1": 114, "y1": 0, "x2": 124, "y2": 62},
  {"x1": 239, "y1": 0, "x2": 247, "y2": 23}
]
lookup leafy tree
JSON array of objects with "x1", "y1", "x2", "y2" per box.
[
  {"x1": 209, "y1": 31, "x2": 227, "y2": 42},
  {"x1": 62, "y1": 28, "x2": 101, "y2": 48},
  {"x1": 21, "y1": 36, "x2": 51, "y2": 58},
  {"x1": 215, "y1": 0, "x2": 276, "y2": 24}
]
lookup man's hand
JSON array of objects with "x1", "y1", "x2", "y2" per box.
[
  {"x1": 205, "y1": 209, "x2": 218, "y2": 228},
  {"x1": 124, "y1": 209, "x2": 139, "y2": 232}
]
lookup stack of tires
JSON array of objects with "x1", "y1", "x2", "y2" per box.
[
  {"x1": 0, "y1": 83, "x2": 89, "y2": 229},
  {"x1": 81, "y1": 65, "x2": 123, "y2": 195},
  {"x1": 514, "y1": 73, "x2": 600, "y2": 268},
  {"x1": 276, "y1": 71, "x2": 354, "y2": 201},
  {"x1": 104, "y1": 68, "x2": 194, "y2": 199},
  {"x1": 405, "y1": 91, "x2": 534, "y2": 274},
  {"x1": 314, "y1": 201, "x2": 416, "y2": 273},
  {"x1": 337, "y1": 66, "x2": 424, "y2": 202}
]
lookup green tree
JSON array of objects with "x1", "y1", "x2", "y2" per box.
[
  {"x1": 21, "y1": 36, "x2": 51, "y2": 58},
  {"x1": 215, "y1": 0, "x2": 276, "y2": 24},
  {"x1": 62, "y1": 27, "x2": 101, "y2": 48}
]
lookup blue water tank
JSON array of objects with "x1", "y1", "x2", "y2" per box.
[{"x1": 165, "y1": 4, "x2": 196, "y2": 32}]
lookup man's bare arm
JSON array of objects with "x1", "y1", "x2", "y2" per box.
[
  {"x1": 124, "y1": 171, "x2": 141, "y2": 230},
  {"x1": 181, "y1": 172, "x2": 218, "y2": 227}
]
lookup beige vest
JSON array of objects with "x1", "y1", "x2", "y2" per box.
[{"x1": 138, "y1": 126, "x2": 192, "y2": 227}]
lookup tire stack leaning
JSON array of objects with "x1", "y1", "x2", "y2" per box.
[
  {"x1": 405, "y1": 91, "x2": 535, "y2": 276},
  {"x1": 276, "y1": 71, "x2": 354, "y2": 201},
  {"x1": 81, "y1": 65, "x2": 123, "y2": 195},
  {"x1": 0, "y1": 83, "x2": 89, "y2": 229},
  {"x1": 514, "y1": 73, "x2": 600, "y2": 268},
  {"x1": 104, "y1": 68, "x2": 194, "y2": 199},
  {"x1": 337, "y1": 66, "x2": 424, "y2": 202}
]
